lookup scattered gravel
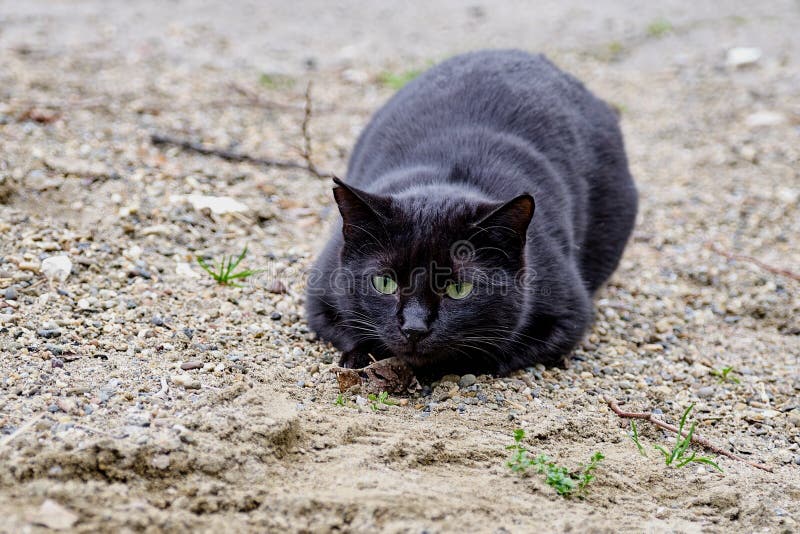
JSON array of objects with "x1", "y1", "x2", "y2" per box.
[{"x1": 0, "y1": 3, "x2": 798, "y2": 533}]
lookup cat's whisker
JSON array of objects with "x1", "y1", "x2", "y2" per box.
[{"x1": 465, "y1": 333, "x2": 565, "y2": 353}]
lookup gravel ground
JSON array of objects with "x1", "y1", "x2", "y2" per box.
[{"x1": 1, "y1": 2, "x2": 799, "y2": 532}]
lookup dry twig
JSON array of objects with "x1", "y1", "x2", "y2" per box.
[
  {"x1": 151, "y1": 82, "x2": 333, "y2": 179},
  {"x1": 706, "y1": 242, "x2": 800, "y2": 282},
  {"x1": 150, "y1": 134, "x2": 311, "y2": 172},
  {"x1": 153, "y1": 376, "x2": 170, "y2": 400},
  {"x1": 226, "y1": 83, "x2": 305, "y2": 112},
  {"x1": 300, "y1": 81, "x2": 325, "y2": 178},
  {"x1": 604, "y1": 397, "x2": 773, "y2": 473},
  {"x1": 0, "y1": 413, "x2": 45, "y2": 452}
]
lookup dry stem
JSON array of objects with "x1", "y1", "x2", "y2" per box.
[
  {"x1": 150, "y1": 133, "x2": 312, "y2": 172},
  {"x1": 604, "y1": 397, "x2": 773, "y2": 473},
  {"x1": 0, "y1": 413, "x2": 44, "y2": 452},
  {"x1": 151, "y1": 81, "x2": 332, "y2": 179},
  {"x1": 300, "y1": 81, "x2": 323, "y2": 178},
  {"x1": 706, "y1": 241, "x2": 800, "y2": 282}
]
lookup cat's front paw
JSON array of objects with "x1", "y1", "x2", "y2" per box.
[{"x1": 339, "y1": 350, "x2": 371, "y2": 369}]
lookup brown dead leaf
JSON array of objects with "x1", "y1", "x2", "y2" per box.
[
  {"x1": 18, "y1": 108, "x2": 61, "y2": 124},
  {"x1": 331, "y1": 357, "x2": 417, "y2": 394}
]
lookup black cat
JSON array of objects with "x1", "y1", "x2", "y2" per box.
[{"x1": 306, "y1": 50, "x2": 637, "y2": 375}]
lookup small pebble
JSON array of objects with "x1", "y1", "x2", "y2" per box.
[
  {"x1": 41, "y1": 255, "x2": 72, "y2": 281},
  {"x1": 171, "y1": 374, "x2": 201, "y2": 389},
  {"x1": 459, "y1": 374, "x2": 477, "y2": 388},
  {"x1": 697, "y1": 386, "x2": 715, "y2": 398},
  {"x1": 37, "y1": 327, "x2": 62, "y2": 339},
  {"x1": 151, "y1": 454, "x2": 170, "y2": 470}
]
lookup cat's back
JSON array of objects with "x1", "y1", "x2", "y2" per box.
[
  {"x1": 406, "y1": 50, "x2": 591, "y2": 115},
  {"x1": 348, "y1": 49, "x2": 618, "y2": 184}
]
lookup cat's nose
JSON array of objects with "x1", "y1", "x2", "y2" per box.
[{"x1": 401, "y1": 323, "x2": 431, "y2": 343}]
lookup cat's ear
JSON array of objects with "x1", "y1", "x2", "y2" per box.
[
  {"x1": 472, "y1": 194, "x2": 535, "y2": 246},
  {"x1": 332, "y1": 177, "x2": 390, "y2": 239}
]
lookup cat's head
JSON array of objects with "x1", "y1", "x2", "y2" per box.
[{"x1": 330, "y1": 176, "x2": 535, "y2": 371}]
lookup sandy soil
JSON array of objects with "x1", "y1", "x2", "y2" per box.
[{"x1": 1, "y1": 1, "x2": 799, "y2": 532}]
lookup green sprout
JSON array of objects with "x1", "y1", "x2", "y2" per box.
[
  {"x1": 629, "y1": 421, "x2": 647, "y2": 456},
  {"x1": 378, "y1": 69, "x2": 422, "y2": 90},
  {"x1": 607, "y1": 41, "x2": 625, "y2": 57},
  {"x1": 653, "y1": 404, "x2": 722, "y2": 472},
  {"x1": 506, "y1": 428, "x2": 533, "y2": 473},
  {"x1": 258, "y1": 73, "x2": 296, "y2": 90},
  {"x1": 646, "y1": 18, "x2": 673, "y2": 38},
  {"x1": 197, "y1": 246, "x2": 262, "y2": 287},
  {"x1": 506, "y1": 429, "x2": 604, "y2": 497},
  {"x1": 334, "y1": 394, "x2": 346, "y2": 407},
  {"x1": 710, "y1": 366, "x2": 740, "y2": 384},
  {"x1": 576, "y1": 452, "x2": 605, "y2": 494},
  {"x1": 367, "y1": 391, "x2": 396, "y2": 411}
]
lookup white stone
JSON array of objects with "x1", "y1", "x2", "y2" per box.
[
  {"x1": 171, "y1": 194, "x2": 248, "y2": 214},
  {"x1": 726, "y1": 47, "x2": 761, "y2": 68},
  {"x1": 123, "y1": 245, "x2": 142, "y2": 261},
  {"x1": 151, "y1": 454, "x2": 170, "y2": 470},
  {"x1": 342, "y1": 68, "x2": 369, "y2": 84},
  {"x1": 41, "y1": 255, "x2": 72, "y2": 281},
  {"x1": 175, "y1": 262, "x2": 200, "y2": 279},
  {"x1": 28, "y1": 499, "x2": 78, "y2": 530},
  {"x1": 170, "y1": 374, "x2": 201, "y2": 389},
  {"x1": 745, "y1": 111, "x2": 786, "y2": 128}
]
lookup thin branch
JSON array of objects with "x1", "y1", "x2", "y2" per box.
[
  {"x1": 73, "y1": 423, "x2": 127, "y2": 439},
  {"x1": 706, "y1": 241, "x2": 800, "y2": 282},
  {"x1": 0, "y1": 413, "x2": 44, "y2": 452},
  {"x1": 150, "y1": 133, "x2": 311, "y2": 171},
  {"x1": 151, "y1": 79, "x2": 334, "y2": 179},
  {"x1": 151, "y1": 83, "x2": 333, "y2": 180},
  {"x1": 300, "y1": 81, "x2": 322, "y2": 178},
  {"x1": 151, "y1": 134, "x2": 322, "y2": 177},
  {"x1": 153, "y1": 376, "x2": 170, "y2": 400},
  {"x1": 225, "y1": 82, "x2": 369, "y2": 115},
  {"x1": 226, "y1": 83, "x2": 305, "y2": 112},
  {"x1": 604, "y1": 397, "x2": 773, "y2": 473}
]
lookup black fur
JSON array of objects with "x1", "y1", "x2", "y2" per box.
[{"x1": 306, "y1": 50, "x2": 637, "y2": 375}]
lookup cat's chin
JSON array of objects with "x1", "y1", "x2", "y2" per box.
[{"x1": 395, "y1": 349, "x2": 437, "y2": 367}]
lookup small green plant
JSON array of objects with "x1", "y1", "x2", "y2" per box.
[
  {"x1": 610, "y1": 101, "x2": 628, "y2": 115},
  {"x1": 258, "y1": 72, "x2": 295, "y2": 90},
  {"x1": 197, "y1": 246, "x2": 261, "y2": 287},
  {"x1": 710, "y1": 366, "x2": 740, "y2": 384},
  {"x1": 506, "y1": 428, "x2": 533, "y2": 473},
  {"x1": 334, "y1": 393, "x2": 346, "y2": 407},
  {"x1": 367, "y1": 391, "x2": 396, "y2": 411},
  {"x1": 607, "y1": 41, "x2": 624, "y2": 57},
  {"x1": 378, "y1": 69, "x2": 422, "y2": 90},
  {"x1": 506, "y1": 429, "x2": 604, "y2": 497},
  {"x1": 629, "y1": 421, "x2": 647, "y2": 456},
  {"x1": 576, "y1": 452, "x2": 605, "y2": 494},
  {"x1": 646, "y1": 18, "x2": 673, "y2": 38},
  {"x1": 653, "y1": 404, "x2": 722, "y2": 472}
]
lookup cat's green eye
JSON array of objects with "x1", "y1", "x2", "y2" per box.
[
  {"x1": 371, "y1": 275, "x2": 398, "y2": 295},
  {"x1": 445, "y1": 281, "x2": 473, "y2": 300}
]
